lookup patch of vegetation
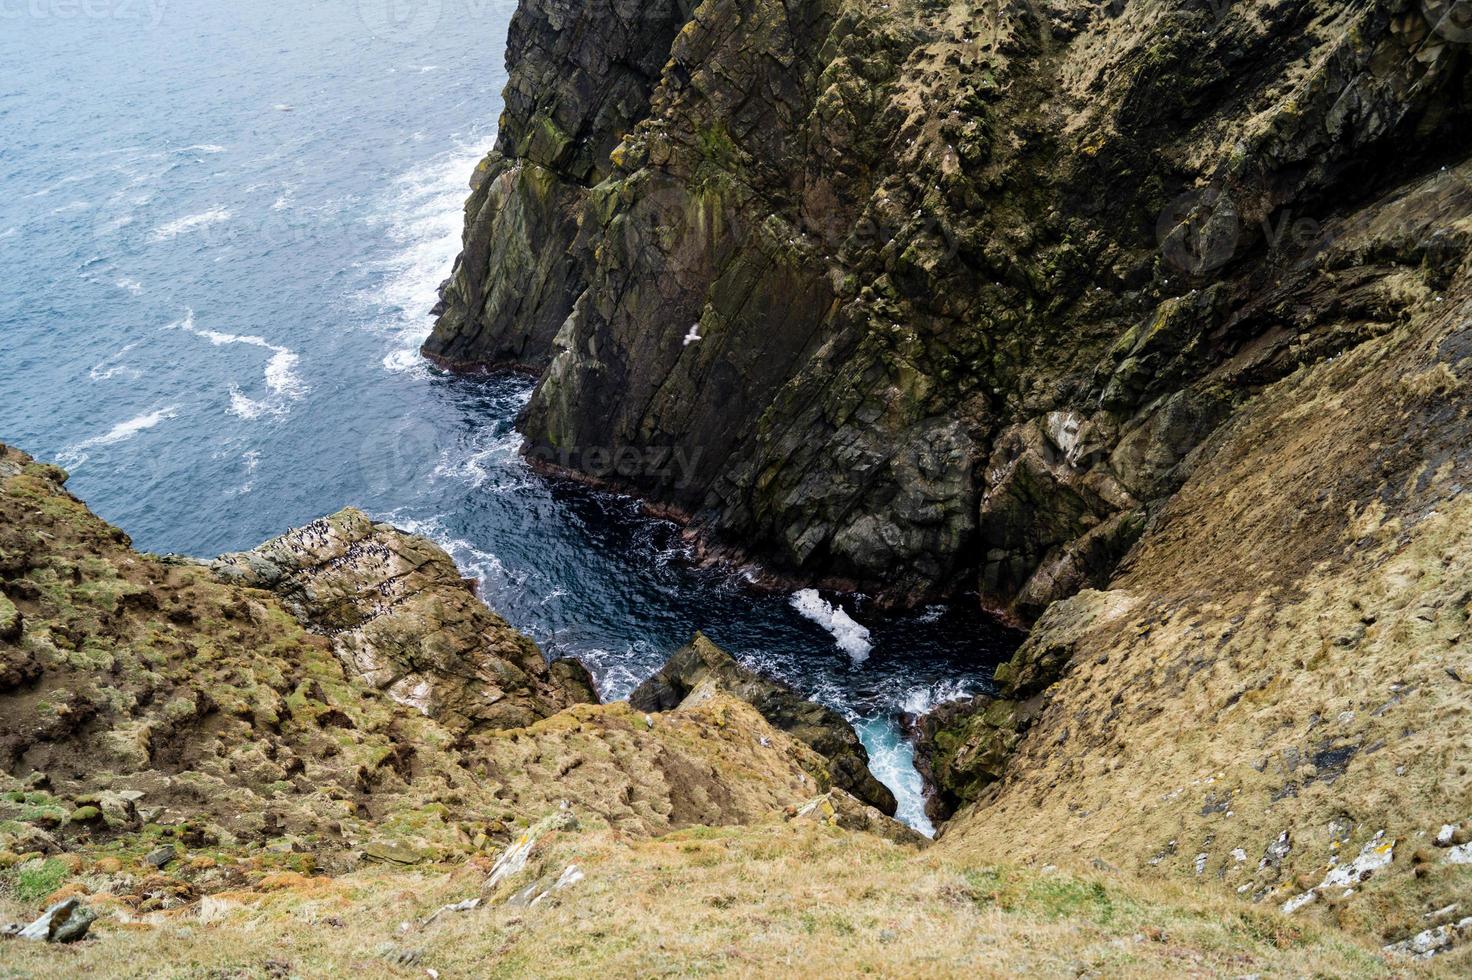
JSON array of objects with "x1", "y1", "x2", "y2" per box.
[
  {"x1": 10, "y1": 857, "x2": 67, "y2": 903},
  {"x1": 961, "y1": 867, "x2": 1124, "y2": 924}
]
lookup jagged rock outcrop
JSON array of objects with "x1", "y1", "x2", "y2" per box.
[
  {"x1": 210, "y1": 508, "x2": 594, "y2": 734},
  {"x1": 421, "y1": 0, "x2": 694, "y2": 371},
  {"x1": 630, "y1": 632, "x2": 897, "y2": 814},
  {"x1": 430, "y1": 0, "x2": 1472, "y2": 616},
  {"x1": 928, "y1": 160, "x2": 1472, "y2": 951},
  {"x1": 0, "y1": 444, "x2": 887, "y2": 861}
]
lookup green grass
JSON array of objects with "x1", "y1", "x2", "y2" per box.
[{"x1": 10, "y1": 857, "x2": 67, "y2": 903}]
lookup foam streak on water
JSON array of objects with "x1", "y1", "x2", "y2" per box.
[
  {"x1": 790, "y1": 588, "x2": 873, "y2": 662},
  {"x1": 58, "y1": 406, "x2": 180, "y2": 468}
]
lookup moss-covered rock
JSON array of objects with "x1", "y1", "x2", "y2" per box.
[
  {"x1": 428, "y1": 0, "x2": 1472, "y2": 615},
  {"x1": 630, "y1": 632, "x2": 897, "y2": 815},
  {"x1": 0, "y1": 594, "x2": 20, "y2": 644},
  {"x1": 210, "y1": 508, "x2": 594, "y2": 734},
  {"x1": 0, "y1": 442, "x2": 911, "y2": 870}
]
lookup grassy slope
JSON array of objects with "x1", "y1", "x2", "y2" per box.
[
  {"x1": 939, "y1": 165, "x2": 1472, "y2": 966},
  {"x1": 0, "y1": 444, "x2": 1420, "y2": 976},
  {"x1": 2, "y1": 823, "x2": 1395, "y2": 978}
]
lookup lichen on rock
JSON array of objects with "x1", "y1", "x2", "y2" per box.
[
  {"x1": 210, "y1": 508, "x2": 594, "y2": 734},
  {"x1": 630, "y1": 631, "x2": 897, "y2": 814}
]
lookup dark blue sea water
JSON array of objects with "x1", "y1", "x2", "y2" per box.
[{"x1": 0, "y1": 0, "x2": 1017, "y2": 831}]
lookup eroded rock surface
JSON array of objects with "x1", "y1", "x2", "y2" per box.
[
  {"x1": 210, "y1": 509, "x2": 593, "y2": 734},
  {"x1": 0, "y1": 445, "x2": 891, "y2": 866},
  {"x1": 630, "y1": 632, "x2": 897, "y2": 815},
  {"x1": 429, "y1": 0, "x2": 1472, "y2": 617}
]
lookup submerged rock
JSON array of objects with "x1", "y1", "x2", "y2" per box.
[{"x1": 631, "y1": 633, "x2": 896, "y2": 815}]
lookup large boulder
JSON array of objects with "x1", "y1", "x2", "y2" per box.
[
  {"x1": 210, "y1": 509, "x2": 595, "y2": 734},
  {"x1": 630, "y1": 633, "x2": 897, "y2": 815}
]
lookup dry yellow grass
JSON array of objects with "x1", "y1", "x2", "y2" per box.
[{"x1": 1, "y1": 819, "x2": 1437, "y2": 978}]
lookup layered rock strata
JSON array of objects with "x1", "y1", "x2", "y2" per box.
[{"x1": 428, "y1": 0, "x2": 1472, "y2": 616}]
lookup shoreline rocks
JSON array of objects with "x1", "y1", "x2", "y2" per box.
[
  {"x1": 630, "y1": 633, "x2": 898, "y2": 815},
  {"x1": 210, "y1": 508, "x2": 596, "y2": 734}
]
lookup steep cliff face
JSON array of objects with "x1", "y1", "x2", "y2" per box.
[
  {"x1": 429, "y1": 0, "x2": 1471, "y2": 614},
  {"x1": 926, "y1": 161, "x2": 1472, "y2": 950},
  {"x1": 422, "y1": 0, "x2": 693, "y2": 371}
]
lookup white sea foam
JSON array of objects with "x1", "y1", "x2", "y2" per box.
[
  {"x1": 115, "y1": 278, "x2": 145, "y2": 296},
  {"x1": 915, "y1": 604, "x2": 946, "y2": 624},
  {"x1": 899, "y1": 678, "x2": 975, "y2": 718},
  {"x1": 179, "y1": 144, "x2": 225, "y2": 154},
  {"x1": 853, "y1": 716, "x2": 935, "y2": 837},
  {"x1": 151, "y1": 206, "x2": 232, "y2": 241},
  {"x1": 369, "y1": 137, "x2": 492, "y2": 374},
  {"x1": 58, "y1": 405, "x2": 179, "y2": 468},
  {"x1": 166, "y1": 309, "x2": 307, "y2": 414},
  {"x1": 88, "y1": 342, "x2": 142, "y2": 382},
  {"x1": 790, "y1": 588, "x2": 873, "y2": 663},
  {"x1": 429, "y1": 433, "x2": 529, "y2": 492},
  {"x1": 382, "y1": 347, "x2": 423, "y2": 373},
  {"x1": 227, "y1": 386, "x2": 277, "y2": 420},
  {"x1": 264, "y1": 348, "x2": 303, "y2": 397},
  {"x1": 385, "y1": 512, "x2": 511, "y2": 590},
  {"x1": 0, "y1": 227, "x2": 15, "y2": 239}
]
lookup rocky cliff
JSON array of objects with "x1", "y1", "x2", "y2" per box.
[
  {"x1": 413, "y1": 0, "x2": 1472, "y2": 962},
  {"x1": 0, "y1": 444, "x2": 879, "y2": 853},
  {"x1": 629, "y1": 632, "x2": 897, "y2": 813},
  {"x1": 0, "y1": 444, "x2": 1430, "y2": 973},
  {"x1": 428, "y1": 0, "x2": 1472, "y2": 617},
  {"x1": 923, "y1": 158, "x2": 1472, "y2": 951}
]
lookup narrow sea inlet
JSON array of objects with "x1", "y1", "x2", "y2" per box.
[{"x1": 0, "y1": 0, "x2": 1016, "y2": 831}]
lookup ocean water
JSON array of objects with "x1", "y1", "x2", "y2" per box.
[{"x1": 0, "y1": 0, "x2": 1018, "y2": 832}]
